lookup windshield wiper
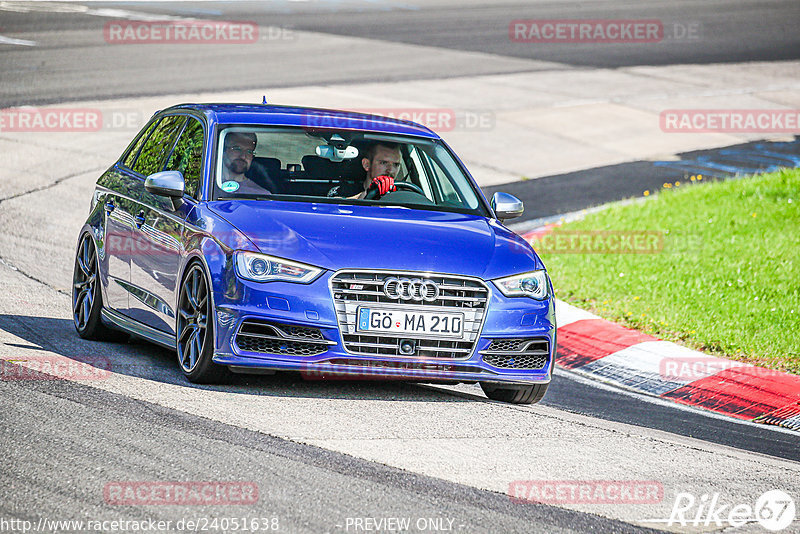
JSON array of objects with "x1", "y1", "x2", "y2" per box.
[{"x1": 216, "y1": 196, "x2": 271, "y2": 201}]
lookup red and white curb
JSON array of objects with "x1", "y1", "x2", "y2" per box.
[
  {"x1": 512, "y1": 220, "x2": 800, "y2": 430},
  {"x1": 554, "y1": 300, "x2": 800, "y2": 430}
]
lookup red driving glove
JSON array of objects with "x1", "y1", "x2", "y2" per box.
[{"x1": 370, "y1": 175, "x2": 396, "y2": 196}]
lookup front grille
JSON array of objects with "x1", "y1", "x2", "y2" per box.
[
  {"x1": 481, "y1": 338, "x2": 550, "y2": 370},
  {"x1": 342, "y1": 334, "x2": 474, "y2": 359},
  {"x1": 331, "y1": 270, "x2": 489, "y2": 359},
  {"x1": 235, "y1": 320, "x2": 332, "y2": 357}
]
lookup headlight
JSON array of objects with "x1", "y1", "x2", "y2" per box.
[
  {"x1": 234, "y1": 251, "x2": 322, "y2": 283},
  {"x1": 493, "y1": 270, "x2": 549, "y2": 300}
]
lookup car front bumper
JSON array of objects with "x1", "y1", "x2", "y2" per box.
[{"x1": 210, "y1": 272, "x2": 555, "y2": 385}]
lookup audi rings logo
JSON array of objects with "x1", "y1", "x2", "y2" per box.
[{"x1": 383, "y1": 277, "x2": 440, "y2": 302}]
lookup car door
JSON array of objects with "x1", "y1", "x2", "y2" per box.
[
  {"x1": 96, "y1": 118, "x2": 161, "y2": 314},
  {"x1": 127, "y1": 115, "x2": 205, "y2": 334},
  {"x1": 97, "y1": 169, "x2": 136, "y2": 313}
]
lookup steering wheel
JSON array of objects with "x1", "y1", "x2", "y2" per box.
[{"x1": 364, "y1": 180, "x2": 425, "y2": 200}]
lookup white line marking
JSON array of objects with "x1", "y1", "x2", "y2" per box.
[
  {"x1": 554, "y1": 299, "x2": 600, "y2": 327},
  {"x1": 0, "y1": 1, "x2": 88, "y2": 14},
  {"x1": 588, "y1": 341, "x2": 715, "y2": 384},
  {"x1": 79, "y1": 8, "x2": 192, "y2": 22},
  {"x1": 0, "y1": 1, "x2": 195, "y2": 22},
  {"x1": 0, "y1": 34, "x2": 36, "y2": 46}
]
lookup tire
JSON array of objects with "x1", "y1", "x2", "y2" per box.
[
  {"x1": 480, "y1": 382, "x2": 549, "y2": 404},
  {"x1": 176, "y1": 262, "x2": 228, "y2": 383},
  {"x1": 72, "y1": 233, "x2": 127, "y2": 342}
]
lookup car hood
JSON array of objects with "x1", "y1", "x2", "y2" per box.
[{"x1": 207, "y1": 200, "x2": 543, "y2": 279}]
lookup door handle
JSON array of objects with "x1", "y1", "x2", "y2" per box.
[{"x1": 134, "y1": 211, "x2": 146, "y2": 228}]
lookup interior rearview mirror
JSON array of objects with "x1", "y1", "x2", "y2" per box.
[{"x1": 316, "y1": 144, "x2": 359, "y2": 162}]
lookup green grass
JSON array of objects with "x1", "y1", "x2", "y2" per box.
[{"x1": 537, "y1": 168, "x2": 800, "y2": 374}]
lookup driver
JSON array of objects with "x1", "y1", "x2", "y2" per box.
[
  {"x1": 328, "y1": 142, "x2": 401, "y2": 199},
  {"x1": 220, "y1": 132, "x2": 271, "y2": 195}
]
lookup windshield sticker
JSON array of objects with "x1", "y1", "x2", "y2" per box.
[{"x1": 221, "y1": 180, "x2": 240, "y2": 193}]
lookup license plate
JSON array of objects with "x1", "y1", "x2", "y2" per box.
[{"x1": 356, "y1": 307, "x2": 465, "y2": 339}]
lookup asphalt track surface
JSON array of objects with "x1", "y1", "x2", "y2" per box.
[
  {"x1": 1, "y1": 2, "x2": 799, "y2": 532},
  {"x1": 1, "y1": 0, "x2": 800, "y2": 106},
  {"x1": 1, "y1": 365, "x2": 653, "y2": 534},
  {"x1": 488, "y1": 137, "x2": 800, "y2": 222}
]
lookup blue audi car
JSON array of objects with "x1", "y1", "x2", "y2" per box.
[{"x1": 72, "y1": 103, "x2": 555, "y2": 404}]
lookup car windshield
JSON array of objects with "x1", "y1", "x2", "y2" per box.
[{"x1": 213, "y1": 126, "x2": 488, "y2": 216}]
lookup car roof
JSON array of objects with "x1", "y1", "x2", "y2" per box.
[{"x1": 162, "y1": 103, "x2": 441, "y2": 139}]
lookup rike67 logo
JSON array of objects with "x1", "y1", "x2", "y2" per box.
[{"x1": 644, "y1": 490, "x2": 796, "y2": 531}]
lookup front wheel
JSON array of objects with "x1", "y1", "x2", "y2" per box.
[
  {"x1": 480, "y1": 382, "x2": 548, "y2": 404},
  {"x1": 176, "y1": 263, "x2": 227, "y2": 383}
]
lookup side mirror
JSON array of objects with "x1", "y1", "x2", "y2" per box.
[
  {"x1": 145, "y1": 170, "x2": 185, "y2": 209},
  {"x1": 491, "y1": 192, "x2": 524, "y2": 221}
]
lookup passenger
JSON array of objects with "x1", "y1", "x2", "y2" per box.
[
  {"x1": 220, "y1": 132, "x2": 271, "y2": 195},
  {"x1": 328, "y1": 142, "x2": 401, "y2": 199}
]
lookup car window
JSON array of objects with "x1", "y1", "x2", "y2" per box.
[
  {"x1": 131, "y1": 115, "x2": 186, "y2": 177},
  {"x1": 416, "y1": 146, "x2": 476, "y2": 209},
  {"x1": 122, "y1": 118, "x2": 159, "y2": 169},
  {"x1": 166, "y1": 117, "x2": 204, "y2": 199},
  {"x1": 213, "y1": 127, "x2": 487, "y2": 216}
]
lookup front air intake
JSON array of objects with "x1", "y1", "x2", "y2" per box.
[
  {"x1": 480, "y1": 338, "x2": 550, "y2": 370},
  {"x1": 235, "y1": 321, "x2": 333, "y2": 357}
]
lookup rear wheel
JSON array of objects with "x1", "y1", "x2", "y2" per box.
[
  {"x1": 72, "y1": 233, "x2": 126, "y2": 341},
  {"x1": 480, "y1": 382, "x2": 548, "y2": 404},
  {"x1": 176, "y1": 263, "x2": 227, "y2": 383}
]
